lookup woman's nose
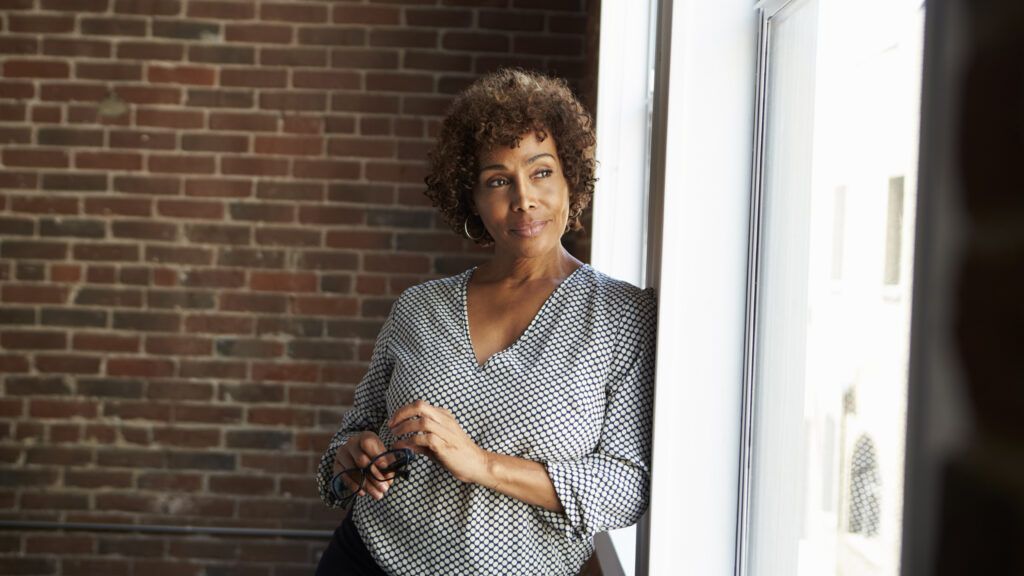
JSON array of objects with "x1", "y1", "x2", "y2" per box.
[{"x1": 510, "y1": 180, "x2": 538, "y2": 211}]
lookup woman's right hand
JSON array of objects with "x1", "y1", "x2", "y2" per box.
[{"x1": 333, "y1": 431, "x2": 392, "y2": 500}]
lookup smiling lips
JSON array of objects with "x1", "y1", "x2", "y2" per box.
[{"x1": 509, "y1": 220, "x2": 549, "y2": 238}]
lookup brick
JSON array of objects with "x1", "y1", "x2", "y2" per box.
[
  {"x1": 26, "y1": 446, "x2": 93, "y2": 466},
  {"x1": 366, "y1": 208, "x2": 433, "y2": 228},
  {"x1": 1, "y1": 284, "x2": 68, "y2": 303},
  {"x1": 369, "y1": 29, "x2": 437, "y2": 49},
  {"x1": 298, "y1": 27, "x2": 365, "y2": 46},
  {"x1": 153, "y1": 427, "x2": 220, "y2": 448},
  {"x1": 145, "y1": 245, "x2": 213, "y2": 265},
  {"x1": 513, "y1": 34, "x2": 584, "y2": 56},
  {"x1": 73, "y1": 243, "x2": 139, "y2": 262},
  {"x1": 226, "y1": 429, "x2": 292, "y2": 450},
  {"x1": 209, "y1": 111, "x2": 278, "y2": 132},
  {"x1": 76, "y1": 288, "x2": 143, "y2": 307},
  {"x1": 185, "y1": 88, "x2": 252, "y2": 108},
  {"x1": 82, "y1": 16, "x2": 148, "y2": 35},
  {"x1": 326, "y1": 275, "x2": 356, "y2": 293},
  {"x1": 136, "y1": 108, "x2": 203, "y2": 129},
  {"x1": 5, "y1": 376, "x2": 72, "y2": 395},
  {"x1": 220, "y1": 156, "x2": 289, "y2": 176},
  {"x1": 297, "y1": 251, "x2": 359, "y2": 271},
  {"x1": 249, "y1": 406, "x2": 315, "y2": 427},
  {"x1": 330, "y1": 92, "x2": 399, "y2": 114},
  {"x1": 9, "y1": 14, "x2": 75, "y2": 33},
  {"x1": 330, "y1": 48, "x2": 399, "y2": 69},
  {"x1": 51, "y1": 265, "x2": 82, "y2": 283},
  {"x1": 42, "y1": 38, "x2": 111, "y2": 59},
  {"x1": 407, "y1": 8, "x2": 473, "y2": 28},
  {"x1": 182, "y1": 135, "x2": 250, "y2": 155},
  {"x1": 218, "y1": 69, "x2": 286, "y2": 90},
  {"x1": 0, "y1": 216, "x2": 33, "y2": 236},
  {"x1": 281, "y1": 116, "x2": 324, "y2": 135},
  {"x1": 40, "y1": 83, "x2": 109, "y2": 103},
  {"x1": 148, "y1": 64, "x2": 216, "y2": 85},
  {"x1": 177, "y1": 360, "x2": 246, "y2": 381},
  {"x1": 16, "y1": 262, "x2": 45, "y2": 281},
  {"x1": 110, "y1": 130, "x2": 177, "y2": 150},
  {"x1": 42, "y1": 172, "x2": 108, "y2": 191},
  {"x1": 147, "y1": 290, "x2": 216, "y2": 309},
  {"x1": 106, "y1": 358, "x2": 175, "y2": 378},
  {"x1": 40, "y1": 308, "x2": 107, "y2": 327},
  {"x1": 86, "y1": 266, "x2": 116, "y2": 283},
  {"x1": 188, "y1": 0, "x2": 254, "y2": 19},
  {"x1": 137, "y1": 471, "x2": 201, "y2": 491},
  {"x1": 0, "y1": 468, "x2": 59, "y2": 487},
  {"x1": 190, "y1": 45, "x2": 255, "y2": 66},
  {"x1": 85, "y1": 197, "x2": 152, "y2": 217},
  {"x1": 0, "y1": 172, "x2": 37, "y2": 190},
  {"x1": 285, "y1": 66, "x2": 352, "y2": 87},
  {"x1": 254, "y1": 227, "x2": 320, "y2": 247},
  {"x1": 253, "y1": 135, "x2": 323, "y2": 156},
  {"x1": 184, "y1": 224, "x2": 250, "y2": 246},
  {"x1": 39, "y1": 218, "x2": 105, "y2": 238},
  {"x1": 219, "y1": 292, "x2": 286, "y2": 314},
  {"x1": 26, "y1": 533, "x2": 97, "y2": 554},
  {"x1": 152, "y1": 19, "x2": 220, "y2": 40},
  {"x1": 229, "y1": 203, "x2": 295, "y2": 223},
  {"x1": 216, "y1": 382, "x2": 283, "y2": 403},
  {"x1": 35, "y1": 354, "x2": 102, "y2": 374},
  {"x1": 209, "y1": 475, "x2": 274, "y2": 495},
  {"x1": 214, "y1": 338, "x2": 282, "y2": 358},
  {"x1": 76, "y1": 151, "x2": 143, "y2": 171},
  {"x1": 78, "y1": 378, "x2": 144, "y2": 399},
  {"x1": 0, "y1": 307, "x2": 36, "y2": 324},
  {"x1": 3, "y1": 59, "x2": 69, "y2": 78},
  {"x1": 147, "y1": 380, "x2": 212, "y2": 401},
  {"x1": 292, "y1": 159, "x2": 361, "y2": 180},
  {"x1": 184, "y1": 176, "x2": 249, "y2": 195},
  {"x1": 0, "y1": 240, "x2": 64, "y2": 264},
  {"x1": 10, "y1": 196, "x2": 78, "y2": 215},
  {"x1": 95, "y1": 493, "x2": 156, "y2": 513},
  {"x1": 167, "y1": 451, "x2": 236, "y2": 471},
  {"x1": 40, "y1": 0, "x2": 108, "y2": 10},
  {"x1": 113, "y1": 311, "x2": 180, "y2": 332},
  {"x1": 404, "y1": 50, "x2": 472, "y2": 72},
  {"x1": 255, "y1": 317, "x2": 322, "y2": 337},
  {"x1": 291, "y1": 295, "x2": 357, "y2": 316},
  {"x1": 0, "y1": 80, "x2": 35, "y2": 98},
  {"x1": 402, "y1": 95, "x2": 453, "y2": 116},
  {"x1": 115, "y1": 85, "x2": 182, "y2": 105},
  {"x1": 251, "y1": 362, "x2": 318, "y2": 383},
  {"x1": 97, "y1": 537, "x2": 164, "y2": 557},
  {"x1": 478, "y1": 10, "x2": 544, "y2": 31},
  {"x1": 364, "y1": 159, "x2": 428, "y2": 182},
  {"x1": 248, "y1": 271, "x2": 316, "y2": 293},
  {"x1": 259, "y1": 47, "x2": 328, "y2": 68},
  {"x1": 117, "y1": 41, "x2": 185, "y2": 61},
  {"x1": 115, "y1": 0, "x2": 181, "y2": 15},
  {"x1": 111, "y1": 220, "x2": 177, "y2": 241},
  {"x1": 258, "y1": 91, "x2": 326, "y2": 112},
  {"x1": 225, "y1": 22, "x2": 291, "y2": 44},
  {"x1": 73, "y1": 333, "x2": 140, "y2": 353},
  {"x1": 256, "y1": 181, "x2": 323, "y2": 202},
  {"x1": 287, "y1": 340, "x2": 355, "y2": 361},
  {"x1": 3, "y1": 148, "x2": 68, "y2": 168},
  {"x1": 157, "y1": 199, "x2": 224, "y2": 219},
  {"x1": 146, "y1": 335, "x2": 211, "y2": 356},
  {"x1": 76, "y1": 62, "x2": 143, "y2": 81},
  {"x1": 328, "y1": 137, "x2": 396, "y2": 158},
  {"x1": 217, "y1": 248, "x2": 285, "y2": 269},
  {"x1": 184, "y1": 314, "x2": 252, "y2": 334}
]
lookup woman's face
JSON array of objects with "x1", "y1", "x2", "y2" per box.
[{"x1": 472, "y1": 132, "x2": 571, "y2": 260}]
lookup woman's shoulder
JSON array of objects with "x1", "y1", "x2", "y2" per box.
[
  {"x1": 393, "y1": 268, "x2": 471, "y2": 306},
  {"x1": 577, "y1": 264, "x2": 656, "y2": 312}
]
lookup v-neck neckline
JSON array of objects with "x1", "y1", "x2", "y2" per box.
[{"x1": 460, "y1": 264, "x2": 588, "y2": 370}]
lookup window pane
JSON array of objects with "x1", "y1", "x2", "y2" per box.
[{"x1": 746, "y1": 1, "x2": 925, "y2": 575}]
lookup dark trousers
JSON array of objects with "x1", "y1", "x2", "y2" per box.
[{"x1": 315, "y1": 510, "x2": 388, "y2": 576}]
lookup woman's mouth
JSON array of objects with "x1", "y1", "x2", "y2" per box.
[{"x1": 509, "y1": 220, "x2": 549, "y2": 238}]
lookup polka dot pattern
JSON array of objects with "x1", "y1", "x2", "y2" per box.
[{"x1": 316, "y1": 264, "x2": 657, "y2": 575}]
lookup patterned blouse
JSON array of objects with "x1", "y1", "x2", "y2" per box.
[{"x1": 316, "y1": 264, "x2": 657, "y2": 575}]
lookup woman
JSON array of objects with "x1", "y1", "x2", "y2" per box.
[{"x1": 315, "y1": 69, "x2": 657, "y2": 575}]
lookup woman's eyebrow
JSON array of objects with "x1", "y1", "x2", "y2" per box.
[{"x1": 479, "y1": 153, "x2": 555, "y2": 173}]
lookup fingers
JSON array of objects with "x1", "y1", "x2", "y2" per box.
[
  {"x1": 334, "y1": 432, "x2": 393, "y2": 500},
  {"x1": 389, "y1": 399, "x2": 453, "y2": 430}
]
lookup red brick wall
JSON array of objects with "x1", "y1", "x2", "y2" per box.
[{"x1": 0, "y1": 0, "x2": 597, "y2": 573}]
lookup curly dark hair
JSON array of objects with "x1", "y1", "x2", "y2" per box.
[{"x1": 424, "y1": 68, "x2": 597, "y2": 246}]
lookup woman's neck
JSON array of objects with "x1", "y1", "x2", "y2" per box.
[{"x1": 475, "y1": 246, "x2": 582, "y2": 286}]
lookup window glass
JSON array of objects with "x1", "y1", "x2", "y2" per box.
[{"x1": 745, "y1": 0, "x2": 925, "y2": 574}]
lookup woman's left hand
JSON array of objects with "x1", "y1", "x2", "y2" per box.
[{"x1": 389, "y1": 400, "x2": 489, "y2": 485}]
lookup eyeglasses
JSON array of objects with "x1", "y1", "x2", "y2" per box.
[{"x1": 330, "y1": 448, "x2": 415, "y2": 506}]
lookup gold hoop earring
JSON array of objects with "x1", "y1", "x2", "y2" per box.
[{"x1": 463, "y1": 215, "x2": 484, "y2": 241}]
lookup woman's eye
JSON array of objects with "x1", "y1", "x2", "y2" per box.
[
  {"x1": 533, "y1": 169, "x2": 553, "y2": 179},
  {"x1": 486, "y1": 177, "x2": 509, "y2": 188}
]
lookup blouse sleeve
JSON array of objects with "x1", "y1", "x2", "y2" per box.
[
  {"x1": 315, "y1": 298, "x2": 399, "y2": 508},
  {"x1": 540, "y1": 288, "x2": 658, "y2": 539}
]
